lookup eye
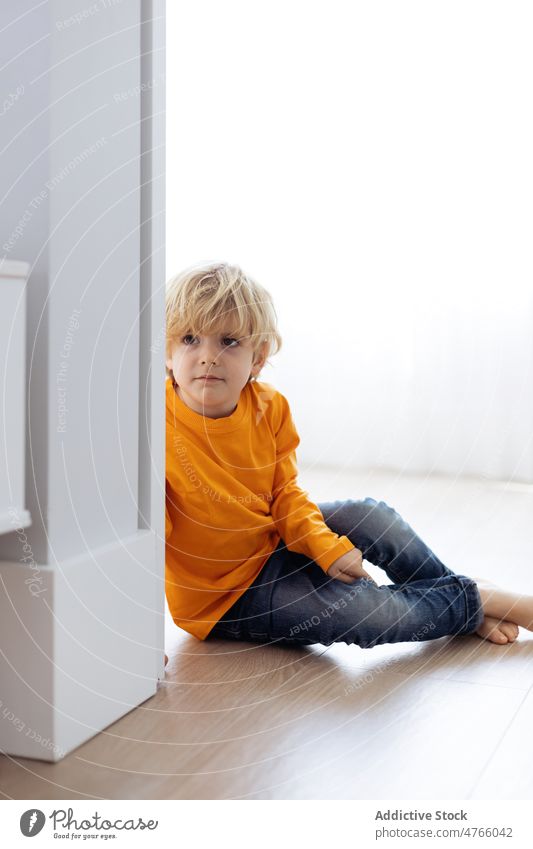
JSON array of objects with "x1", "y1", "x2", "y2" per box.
[
  {"x1": 182, "y1": 334, "x2": 197, "y2": 345},
  {"x1": 222, "y1": 337, "x2": 239, "y2": 347}
]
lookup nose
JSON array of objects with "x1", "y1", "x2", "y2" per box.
[{"x1": 199, "y1": 339, "x2": 218, "y2": 365}]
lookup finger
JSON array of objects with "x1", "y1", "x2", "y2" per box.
[
  {"x1": 334, "y1": 572, "x2": 356, "y2": 584},
  {"x1": 349, "y1": 570, "x2": 376, "y2": 585},
  {"x1": 343, "y1": 566, "x2": 372, "y2": 581}
]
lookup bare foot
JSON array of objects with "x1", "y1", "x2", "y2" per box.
[
  {"x1": 475, "y1": 615, "x2": 519, "y2": 644},
  {"x1": 471, "y1": 575, "x2": 533, "y2": 632},
  {"x1": 471, "y1": 576, "x2": 518, "y2": 643}
]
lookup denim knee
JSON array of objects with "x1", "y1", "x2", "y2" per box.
[{"x1": 344, "y1": 498, "x2": 427, "y2": 572}]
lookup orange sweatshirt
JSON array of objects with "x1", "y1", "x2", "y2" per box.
[{"x1": 165, "y1": 377, "x2": 355, "y2": 640}]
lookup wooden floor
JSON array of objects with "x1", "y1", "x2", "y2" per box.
[{"x1": 1, "y1": 468, "x2": 532, "y2": 800}]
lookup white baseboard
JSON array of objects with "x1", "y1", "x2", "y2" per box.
[{"x1": 0, "y1": 530, "x2": 163, "y2": 762}]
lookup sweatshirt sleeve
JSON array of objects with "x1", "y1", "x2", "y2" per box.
[{"x1": 269, "y1": 394, "x2": 355, "y2": 573}]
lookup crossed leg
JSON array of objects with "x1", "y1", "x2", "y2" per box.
[{"x1": 317, "y1": 498, "x2": 521, "y2": 645}]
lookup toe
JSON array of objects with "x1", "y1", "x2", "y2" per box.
[
  {"x1": 499, "y1": 622, "x2": 519, "y2": 642},
  {"x1": 475, "y1": 616, "x2": 516, "y2": 644},
  {"x1": 492, "y1": 629, "x2": 508, "y2": 643}
]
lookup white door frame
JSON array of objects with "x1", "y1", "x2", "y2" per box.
[{"x1": 0, "y1": 0, "x2": 166, "y2": 762}]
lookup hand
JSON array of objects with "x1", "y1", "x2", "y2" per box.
[{"x1": 327, "y1": 547, "x2": 377, "y2": 585}]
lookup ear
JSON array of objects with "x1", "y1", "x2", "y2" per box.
[
  {"x1": 165, "y1": 338, "x2": 175, "y2": 372},
  {"x1": 250, "y1": 340, "x2": 268, "y2": 377}
]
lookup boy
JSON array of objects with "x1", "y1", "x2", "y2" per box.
[{"x1": 165, "y1": 262, "x2": 532, "y2": 648}]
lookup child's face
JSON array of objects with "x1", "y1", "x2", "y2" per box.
[{"x1": 166, "y1": 328, "x2": 266, "y2": 418}]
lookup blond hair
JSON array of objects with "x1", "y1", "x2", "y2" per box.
[{"x1": 165, "y1": 262, "x2": 282, "y2": 383}]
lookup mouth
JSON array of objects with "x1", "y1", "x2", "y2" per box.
[{"x1": 196, "y1": 376, "x2": 222, "y2": 381}]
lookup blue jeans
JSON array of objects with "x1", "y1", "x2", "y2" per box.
[{"x1": 206, "y1": 498, "x2": 485, "y2": 648}]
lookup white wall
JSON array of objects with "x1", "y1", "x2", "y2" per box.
[{"x1": 166, "y1": 0, "x2": 533, "y2": 483}]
